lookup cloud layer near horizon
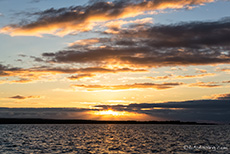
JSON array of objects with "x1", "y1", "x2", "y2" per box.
[
  {"x1": 94, "y1": 98, "x2": 230, "y2": 122},
  {"x1": 1, "y1": 96, "x2": 229, "y2": 122}
]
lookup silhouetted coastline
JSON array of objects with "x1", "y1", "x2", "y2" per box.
[{"x1": 0, "y1": 118, "x2": 217, "y2": 125}]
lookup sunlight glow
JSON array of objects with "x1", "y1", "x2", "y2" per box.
[
  {"x1": 94, "y1": 109, "x2": 125, "y2": 116},
  {"x1": 89, "y1": 109, "x2": 158, "y2": 121}
]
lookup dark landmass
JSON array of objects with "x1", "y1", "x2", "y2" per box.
[{"x1": 0, "y1": 118, "x2": 217, "y2": 125}]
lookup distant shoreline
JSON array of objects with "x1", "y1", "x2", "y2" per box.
[{"x1": 0, "y1": 118, "x2": 217, "y2": 125}]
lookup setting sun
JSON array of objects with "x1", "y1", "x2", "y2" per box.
[
  {"x1": 94, "y1": 109, "x2": 125, "y2": 116},
  {"x1": 89, "y1": 109, "x2": 156, "y2": 121}
]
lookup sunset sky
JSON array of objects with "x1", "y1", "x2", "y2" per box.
[{"x1": 0, "y1": 0, "x2": 230, "y2": 122}]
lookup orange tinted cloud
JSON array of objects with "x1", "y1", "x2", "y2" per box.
[
  {"x1": 104, "y1": 17, "x2": 153, "y2": 34},
  {"x1": 216, "y1": 67, "x2": 230, "y2": 72},
  {"x1": 189, "y1": 81, "x2": 221, "y2": 88},
  {"x1": 0, "y1": 66, "x2": 147, "y2": 84},
  {"x1": 68, "y1": 38, "x2": 100, "y2": 47},
  {"x1": 148, "y1": 73, "x2": 216, "y2": 80},
  {"x1": 176, "y1": 73, "x2": 216, "y2": 79},
  {"x1": 72, "y1": 82, "x2": 184, "y2": 91},
  {"x1": 204, "y1": 93, "x2": 230, "y2": 100},
  {"x1": 0, "y1": 0, "x2": 213, "y2": 36},
  {"x1": 195, "y1": 69, "x2": 207, "y2": 73},
  {"x1": 68, "y1": 73, "x2": 96, "y2": 80},
  {"x1": 148, "y1": 74, "x2": 173, "y2": 80}
]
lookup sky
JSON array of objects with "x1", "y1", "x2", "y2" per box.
[{"x1": 0, "y1": 0, "x2": 230, "y2": 123}]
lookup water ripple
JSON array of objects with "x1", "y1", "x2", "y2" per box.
[{"x1": 0, "y1": 124, "x2": 229, "y2": 153}]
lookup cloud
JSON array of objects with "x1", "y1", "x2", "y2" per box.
[
  {"x1": 116, "y1": 18, "x2": 230, "y2": 48},
  {"x1": 1, "y1": 98, "x2": 230, "y2": 122},
  {"x1": 95, "y1": 99, "x2": 230, "y2": 122},
  {"x1": 104, "y1": 17, "x2": 154, "y2": 34},
  {"x1": 68, "y1": 38, "x2": 100, "y2": 47},
  {"x1": 0, "y1": 0, "x2": 213, "y2": 36},
  {"x1": 96, "y1": 100, "x2": 230, "y2": 110},
  {"x1": 0, "y1": 65, "x2": 147, "y2": 84},
  {"x1": 148, "y1": 73, "x2": 215, "y2": 80},
  {"x1": 30, "y1": 0, "x2": 43, "y2": 3},
  {"x1": 216, "y1": 67, "x2": 230, "y2": 72},
  {"x1": 0, "y1": 107, "x2": 153, "y2": 121},
  {"x1": 9, "y1": 95, "x2": 41, "y2": 100},
  {"x1": 72, "y1": 82, "x2": 184, "y2": 91},
  {"x1": 215, "y1": 93, "x2": 230, "y2": 100},
  {"x1": 0, "y1": 108, "x2": 92, "y2": 119},
  {"x1": 42, "y1": 18, "x2": 230, "y2": 67},
  {"x1": 68, "y1": 73, "x2": 96, "y2": 80},
  {"x1": 207, "y1": 93, "x2": 230, "y2": 100},
  {"x1": 175, "y1": 73, "x2": 216, "y2": 79},
  {"x1": 38, "y1": 66, "x2": 147, "y2": 74},
  {"x1": 0, "y1": 64, "x2": 21, "y2": 77},
  {"x1": 195, "y1": 69, "x2": 207, "y2": 73},
  {"x1": 148, "y1": 74, "x2": 173, "y2": 80},
  {"x1": 189, "y1": 81, "x2": 221, "y2": 88}
]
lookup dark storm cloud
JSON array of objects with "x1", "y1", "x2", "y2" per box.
[
  {"x1": 42, "y1": 18, "x2": 230, "y2": 67},
  {"x1": 95, "y1": 99, "x2": 230, "y2": 122}
]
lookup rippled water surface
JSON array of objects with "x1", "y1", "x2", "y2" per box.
[{"x1": 0, "y1": 124, "x2": 229, "y2": 153}]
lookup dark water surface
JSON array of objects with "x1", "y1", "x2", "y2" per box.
[{"x1": 0, "y1": 124, "x2": 229, "y2": 153}]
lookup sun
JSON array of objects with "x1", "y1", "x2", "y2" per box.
[
  {"x1": 94, "y1": 109, "x2": 125, "y2": 116},
  {"x1": 89, "y1": 109, "x2": 155, "y2": 121}
]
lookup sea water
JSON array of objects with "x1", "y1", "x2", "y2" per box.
[{"x1": 0, "y1": 124, "x2": 229, "y2": 153}]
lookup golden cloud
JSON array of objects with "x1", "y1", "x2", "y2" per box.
[
  {"x1": 189, "y1": 81, "x2": 221, "y2": 88},
  {"x1": 0, "y1": 0, "x2": 213, "y2": 36},
  {"x1": 148, "y1": 73, "x2": 216, "y2": 80},
  {"x1": 72, "y1": 82, "x2": 184, "y2": 91},
  {"x1": 0, "y1": 66, "x2": 147, "y2": 84}
]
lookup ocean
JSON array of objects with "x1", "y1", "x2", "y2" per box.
[{"x1": 0, "y1": 124, "x2": 229, "y2": 153}]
